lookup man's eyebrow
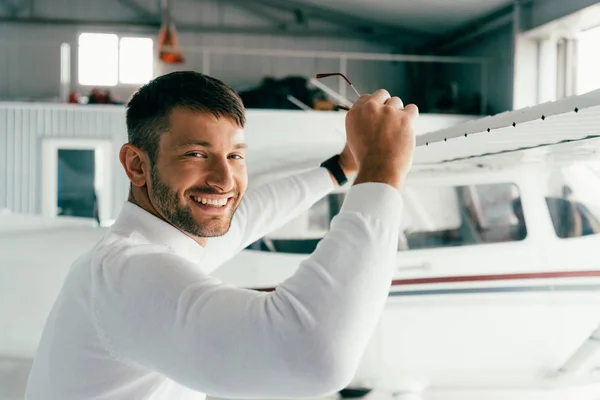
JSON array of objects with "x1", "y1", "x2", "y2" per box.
[
  {"x1": 177, "y1": 140, "x2": 212, "y2": 149},
  {"x1": 176, "y1": 140, "x2": 248, "y2": 150}
]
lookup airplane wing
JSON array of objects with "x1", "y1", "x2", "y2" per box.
[
  {"x1": 413, "y1": 88, "x2": 600, "y2": 172},
  {"x1": 245, "y1": 88, "x2": 600, "y2": 182}
]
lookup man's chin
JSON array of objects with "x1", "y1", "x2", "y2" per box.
[
  {"x1": 164, "y1": 212, "x2": 231, "y2": 239},
  {"x1": 191, "y1": 218, "x2": 232, "y2": 238}
]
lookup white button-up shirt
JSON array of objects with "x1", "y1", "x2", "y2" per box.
[{"x1": 25, "y1": 167, "x2": 402, "y2": 400}]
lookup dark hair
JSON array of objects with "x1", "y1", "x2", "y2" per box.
[{"x1": 126, "y1": 71, "x2": 246, "y2": 163}]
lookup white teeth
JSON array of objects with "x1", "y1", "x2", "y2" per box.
[{"x1": 192, "y1": 196, "x2": 228, "y2": 207}]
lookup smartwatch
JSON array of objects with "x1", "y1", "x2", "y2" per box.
[{"x1": 320, "y1": 154, "x2": 348, "y2": 186}]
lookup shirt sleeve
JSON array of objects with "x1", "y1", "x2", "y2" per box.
[
  {"x1": 203, "y1": 167, "x2": 334, "y2": 266},
  {"x1": 91, "y1": 182, "x2": 403, "y2": 399}
]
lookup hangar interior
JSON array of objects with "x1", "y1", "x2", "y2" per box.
[{"x1": 2, "y1": 1, "x2": 600, "y2": 399}]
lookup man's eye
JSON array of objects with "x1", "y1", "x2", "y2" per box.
[
  {"x1": 229, "y1": 154, "x2": 244, "y2": 160},
  {"x1": 187, "y1": 152, "x2": 206, "y2": 158}
]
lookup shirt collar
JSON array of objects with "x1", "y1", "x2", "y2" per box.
[{"x1": 110, "y1": 201, "x2": 205, "y2": 264}]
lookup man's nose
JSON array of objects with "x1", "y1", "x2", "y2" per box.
[{"x1": 205, "y1": 158, "x2": 234, "y2": 192}]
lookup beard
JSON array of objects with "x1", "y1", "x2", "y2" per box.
[{"x1": 149, "y1": 165, "x2": 238, "y2": 238}]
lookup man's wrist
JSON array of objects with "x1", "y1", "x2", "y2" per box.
[
  {"x1": 354, "y1": 163, "x2": 406, "y2": 191},
  {"x1": 338, "y1": 152, "x2": 357, "y2": 177},
  {"x1": 340, "y1": 163, "x2": 357, "y2": 178}
]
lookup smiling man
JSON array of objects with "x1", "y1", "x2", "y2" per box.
[
  {"x1": 25, "y1": 71, "x2": 418, "y2": 400},
  {"x1": 128, "y1": 106, "x2": 250, "y2": 241}
]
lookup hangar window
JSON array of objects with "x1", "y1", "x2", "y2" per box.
[
  {"x1": 119, "y1": 37, "x2": 154, "y2": 85},
  {"x1": 247, "y1": 182, "x2": 527, "y2": 254},
  {"x1": 78, "y1": 33, "x2": 153, "y2": 86}
]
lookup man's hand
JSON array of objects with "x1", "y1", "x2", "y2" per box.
[
  {"x1": 345, "y1": 89, "x2": 418, "y2": 191},
  {"x1": 338, "y1": 143, "x2": 358, "y2": 177}
]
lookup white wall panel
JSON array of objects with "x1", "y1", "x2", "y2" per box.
[{"x1": 0, "y1": 104, "x2": 128, "y2": 218}]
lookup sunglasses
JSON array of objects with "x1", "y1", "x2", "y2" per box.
[{"x1": 315, "y1": 73, "x2": 361, "y2": 111}]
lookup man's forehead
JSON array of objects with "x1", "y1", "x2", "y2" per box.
[
  {"x1": 164, "y1": 110, "x2": 245, "y2": 145},
  {"x1": 169, "y1": 108, "x2": 242, "y2": 127}
]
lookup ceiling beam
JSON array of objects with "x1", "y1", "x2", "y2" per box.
[
  {"x1": 0, "y1": 15, "x2": 382, "y2": 39},
  {"x1": 248, "y1": 0, "x2": 433, "y2": 45},
  {"x1": 417, "y1": 4, "x2": 514, "y2": 53},
  {"x1": 527, "y1": 0, "x2": 600, "y2": 32},
  {"x1": 116, "y1": 0, "x2": 160, "y2": 22},
  {"x1": 514, "y1": 0, "x2": 533, "y2": 34},
  {"x1": 214, "y1": 0, "x2": 292, "y2": 30}
]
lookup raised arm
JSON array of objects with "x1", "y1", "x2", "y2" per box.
[
  {"x1": 230, "y1": 166, "x2": 335, "y2": 250},
  {"x1": 93, "y1": 89, "x2": 418, "y2": 398},
  {"x1": 206, "y1": 146, "x2": 357, "y2": 260}
]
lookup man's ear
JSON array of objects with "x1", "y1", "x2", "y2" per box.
[{"x1": 119, "y1": 144, "x2": 149, "y2": 187}]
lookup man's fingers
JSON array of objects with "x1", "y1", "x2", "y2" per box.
[
  {"x1": 352, "y1": 93, "x2": 371, "y2": 109},
  {"x1": 369, "y1": 89, "x2": 391, "y2": 104},
  {"x1": 403, "y1": 104, "x2": 419, "y2": 118},
  {"x1": 351, "y1": 90, "x2": 400, "y2": 111},
  {"x1": 384, "y1": 96, "x2": 404, "y2": 109}
]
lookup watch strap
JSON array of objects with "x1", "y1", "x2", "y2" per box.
[{"x1": 320, "y1": 154, "x2": 348, "y2": 186}]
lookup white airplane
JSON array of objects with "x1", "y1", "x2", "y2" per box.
[
  {"x1": 2, "y1": 89, "x2": 600, "y2": 400},
  {"x1": 213, "y1": 88, "x2": 600, "y2": 400}
]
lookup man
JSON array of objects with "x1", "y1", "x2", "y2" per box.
[{"x1": 25, "y1": 71, "x2": 418, "y2": 399}]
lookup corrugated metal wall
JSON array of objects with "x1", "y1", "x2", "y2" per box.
[{"x1": 0, "y1": 103, "x2": 128, "y2": 218}]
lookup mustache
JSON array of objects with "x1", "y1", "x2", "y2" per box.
[{"x1": 185, "y1": 186, "x2": 237, "y2": 197}]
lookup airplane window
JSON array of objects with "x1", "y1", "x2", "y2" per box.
[
  {"x1": 246, "y1": 183, "x2": 527, "y2": 254},
  {"x1": 544, "y1": 165, "x2": 600, "y2": 239},
  {"x1": 401, "y1": 182, "x2": 526, "y2": 250}
]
